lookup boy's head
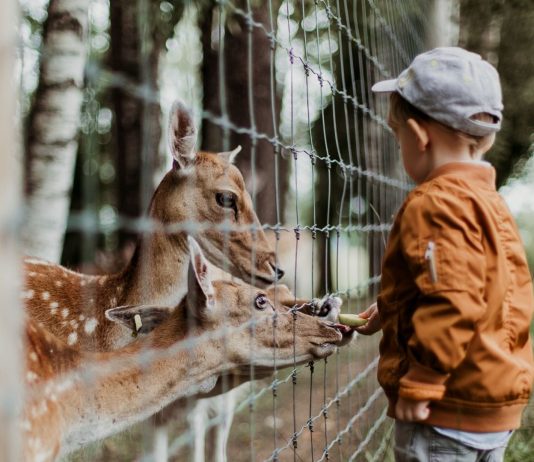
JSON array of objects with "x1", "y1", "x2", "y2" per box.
[{"x1": 373, "y1": 47, "x2": 503, "y2": 182}]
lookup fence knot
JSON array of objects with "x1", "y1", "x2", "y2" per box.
[
  {"x1": 292, "y1": 369, "x2": 297, "y2": 385},
  {"x1": 307, "y1": 360, "x2": 315, "y2": 373},
  {"x1": 307, "y1": 417, "x2": 314, "y2": 432},
  {"x1": 308, "y1": 149, "x2": 317, "y2": 165},
  {"x1": 244, "y1": 12, "x2": 254, "y2": 31},
  {"x1": 294, "y1": 225, "x2": 301, "y2": 241},
  {"x1": 292, "y1": 432, "x2": 298, "y2": 449},
  {"x1": 267, "y1": 31, "x2": 276, "y2": 50},
  {"x1": 288, "y1": 47, "x2": 295, "y2": 65}
]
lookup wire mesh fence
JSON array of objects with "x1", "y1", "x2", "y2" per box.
[{"x1": 17, "y1": 0, "x2": 433, "y2": 460}]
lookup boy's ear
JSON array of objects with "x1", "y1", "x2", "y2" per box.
[
  {"x1": 105, "y1": 305, "x2": 173, "y2": 334},
  {"x1": 478, "y1": 132, "x2": 496, "y2": 155},
  {"x1": 407, "y1": 118, "x2": 429, "y2": 152},
  {"x1": 186, "y1": 236, "x2": 215, "y2": 319}
]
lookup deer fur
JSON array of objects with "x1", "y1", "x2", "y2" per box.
[
  {"x1": 23, "y1": 101, "x2": 283, "y2": 352},
  {"x1": 21, "y1": 238, "x2": 345, "y2": 462}
]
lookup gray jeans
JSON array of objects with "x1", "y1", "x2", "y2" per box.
[{"x1": 394, "y1": 422, "x2": 507, "y2": 462}]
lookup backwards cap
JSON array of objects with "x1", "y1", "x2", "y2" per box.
[{"x1": 372, "y1": 47, "x2": 503, "y2": 136}]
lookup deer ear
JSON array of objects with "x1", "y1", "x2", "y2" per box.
[
  {"x1": 218, "y1": 145, "x2": 242, "y2": 164},
  {"x1": 186, "y1": 236, "x2": 215, "y2": 316},
  {"x1": 105, "y1": 305, "x2": 172, "y2": 334},
  {"x1": 168, "y1": 101, "x2": 197, "y2": 169}
]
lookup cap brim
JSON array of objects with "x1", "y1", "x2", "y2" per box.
[{"x1": 371, "y1": 79, "x2": 397, "y2": 93}]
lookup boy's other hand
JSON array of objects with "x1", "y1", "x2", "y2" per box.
[
  {"x1": 353, "y1": 302, "x2": 381, "y2": 335},
  {"x1": 395, "y1": 397, "x2": 430, "y2": 422}
]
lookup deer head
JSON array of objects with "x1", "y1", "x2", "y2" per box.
[
  {"x1": 149, "y1": 101, "x2": 282, "y2": 287},
  {"x1": 106, "y1": 237, "x2": 343, "y2": 371}
]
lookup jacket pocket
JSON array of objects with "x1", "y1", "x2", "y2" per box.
[{"x1": 424, "y1": 240, "x2": 438, "y2": 284}]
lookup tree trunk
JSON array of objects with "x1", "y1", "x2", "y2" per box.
[
  {"x1": 109, "y1": 0, "x2": 163, "y2": 250},
  {"x1": 23, "y1": 0, "x2": 90, "y2": 262},
  {"x1": 200, "y1": 1, "x2": 286, "y2": 225},
  {"x1": 0, "y1": 0, "x2": 23, "y2": 458},
  {"x1": 491, "y1": 0, "x2": 534, "y2": 185}
]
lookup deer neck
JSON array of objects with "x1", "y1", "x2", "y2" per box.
[
  {"x1": 122, "y1": 231, "x2": 190, "y2": 306},
  {"x1": 59, "y1": 326, "x2": 226, "y2": 455}
]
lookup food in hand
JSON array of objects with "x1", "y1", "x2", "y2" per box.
[{"x1": 338, "y1": 313, "x2": 368, "y2": 327}]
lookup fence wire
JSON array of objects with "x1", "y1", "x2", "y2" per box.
[{"x1": 19, "y1": 0, "x2": 430, "y2": 460}]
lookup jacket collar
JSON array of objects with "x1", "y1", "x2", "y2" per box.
[{"x1": 423, "y1": 161, "x2": 496, "y2": 189}]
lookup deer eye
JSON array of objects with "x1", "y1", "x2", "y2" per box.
[
  {"x1": 254, "y1": 294, "x2": 269, "y2": 311},
  {"x1": 216, "y1": 192, "x2": 236, "y2": 209},
  {"x1": 216, "y1": 192, "x2": 238, "y2": 218}
]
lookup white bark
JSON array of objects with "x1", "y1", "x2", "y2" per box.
[
  {"x1": 427, "y1": 0, "x2": 460, "y2": 48},
  {"x1": 0, "y1": 0, "x2": 22, "y2": 459},
  {"x1": 23, "y1": 0, "x2": 90, "y2": 262}
]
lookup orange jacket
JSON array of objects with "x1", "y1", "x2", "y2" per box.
[{"x1": 377, "y1": 162, "x2": 534, "y2": 432}]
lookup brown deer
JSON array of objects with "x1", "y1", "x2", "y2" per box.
[
  {"x1": 23, "y1": 101, "x2": 285, "y2": 352},
  {"x1": 21, "y1": 238, "x2": 346, "y2": 462}
]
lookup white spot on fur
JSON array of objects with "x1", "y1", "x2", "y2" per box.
[
  {"x1": 69, "y1": 320, "x2": 79, "y2": 329},
  {"x1": 79, "y1": 314, "x2": 85, "y2": 321},
  {"x1": 41, "y1": 291, "x2": 50, "y2": 301},
  {"x1": 27, "y1": 371, "x2": 38, "y2": 383},
  {"x1": 80, "y1": 280, "x2": 86, "y2": 287},
  {"x1": 110, "y1": 296, "x2": 117, "y2": 306},
  {"x1": 98, "y1": 276, "x2": 107, "y2": 286},
  {"x1": 23, "y1": 290, "x2": 35, "y2": 300},
  {"x1": 84, "y1": 318, "x2": 98, "y2": 335},
  {"x1": 61, "y1": 308, "x2": 69, "y2": 318},
  {"x1": 55, "y1": 379, "x2": 73, "y2": 393},
  {"x1": 30, "y1": 352, "x2": 38, "y2": 362},
  {"x1": 55, "y1": 280, "x2": 63, "y2": 288},
  {"x1": 50, "y1": 301, "x2": 59, "y2": 309},
  {"x1": 19, "y1": 419, "x2": 31, "y2": 431},
  {"x1": 28, "y1": 271, "x2": 36, "y2": 277},
  {"x1": 67, "y1": 332, "x2": 78, "y2": 345}
]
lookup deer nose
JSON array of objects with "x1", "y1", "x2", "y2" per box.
[
  {"x1": 316, "y1": 296, "x2": 341, "y2": 320},
  {"x1": 269, "y1": 262, "x2": 285, "y2": 281}
]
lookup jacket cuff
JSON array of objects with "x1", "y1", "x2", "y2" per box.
[{"x1": 399, "y1": 363, "x2": 449, "y2": 401}]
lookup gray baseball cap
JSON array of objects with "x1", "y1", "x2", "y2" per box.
[{"x1": 372, "y1": 47, "x2": 503, "y2": 136}]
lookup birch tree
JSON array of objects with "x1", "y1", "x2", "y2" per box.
[{"x1": 23, "y1": 0, "x2": 90, "y2": 262}]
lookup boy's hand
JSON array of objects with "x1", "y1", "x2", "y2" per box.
[
  {"x1": 353, "y1": 302, "x2": 381, "y2": 335},
  {"x1": 395, "y1": 397, "x2": 430, "y2": 422}
]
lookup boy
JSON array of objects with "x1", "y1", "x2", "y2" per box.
[{"x1": 356, "y1": 47, "x2": 534, "y2": 461}]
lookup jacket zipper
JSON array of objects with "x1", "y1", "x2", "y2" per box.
[{"x1": 424, "y1": 241, "x2": 438, "y2": 283}]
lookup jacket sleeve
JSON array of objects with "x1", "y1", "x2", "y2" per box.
[{"x1": 397, "y1": 190, "x2": 487, "y2": 402}]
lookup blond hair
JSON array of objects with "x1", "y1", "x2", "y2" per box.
[{"x1": 388, "y1": 92, "x2": 496, "y2": 154}]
